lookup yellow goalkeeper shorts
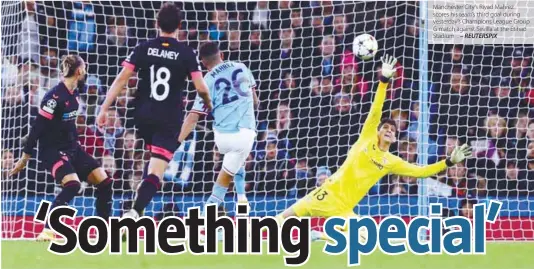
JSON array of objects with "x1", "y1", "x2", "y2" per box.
[{"x1": 292, "y1": 186, "x2": 355, "y2": 218}]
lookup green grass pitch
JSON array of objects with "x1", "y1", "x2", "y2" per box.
[{"x1": 1, "y1": 241, "x2": 533, "y2": 269}]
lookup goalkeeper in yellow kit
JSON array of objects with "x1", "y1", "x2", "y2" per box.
[{"x1": 275, "y1": 55, "x2": 472, "y2": 240}]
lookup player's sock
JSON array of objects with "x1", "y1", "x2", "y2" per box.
[
  {"x1": 95, "y1": 177, "x2": 113, "y2": 220},
  {"x1": 310, "y1": 230, "x2": 329, "y2": 242},
  {"x1": 201, "y1": 182, "x2": 228, "y2": 216},
  {"x1": 142, "y1": 162, "x2": 149, "y2": 178},
  {"x1": 45, "y1": 181, "x2": 81, "y2": 228},
  {"x1": 234, "y1": 168, "x2": 246, "y2": 201},
  {"x1": 133, "y1": 174, "x2": 161, "y2": 215}
]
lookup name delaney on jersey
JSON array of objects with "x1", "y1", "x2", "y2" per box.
[{"x1": 147, "y1": 48, "x2": 180, "y2": 60}]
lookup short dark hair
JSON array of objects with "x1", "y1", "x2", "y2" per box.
[
  {"x1": 157, "y1": 2, "x2": 182, "y2": 34},
  {"x1": 61, "y1": 54, "x2": 84, "y2": 78},
  {"x1": 460, "y1": 198, "x2": 477, "y2": 209},
  {"x1": 378, "y1": 118, "x2": 397, "y2": 132},
  {"x1": 199, "y1": 42, "x2": 220, "y2": 60}
]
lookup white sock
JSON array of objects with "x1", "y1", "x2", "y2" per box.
[{"x1": 310, "y1": 230, "x2": 325, "y2": 241}]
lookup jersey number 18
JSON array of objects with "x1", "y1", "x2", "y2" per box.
[{"x1": 150, "y1": 65, "x2": 170, "y2": 101}]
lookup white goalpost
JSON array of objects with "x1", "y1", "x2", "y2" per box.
[{"x1": 1, "y1": 1, "x2": 532, "y2": 241}]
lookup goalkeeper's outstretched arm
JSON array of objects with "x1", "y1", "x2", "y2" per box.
[
  {"x1": 359, "y1": 55, "x2": 397, "y2": 139},
  {"x1": 391, "y1": 144, "x2": 472, "y2": 178}
]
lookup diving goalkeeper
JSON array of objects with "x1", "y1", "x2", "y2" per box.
[{"x1": 274, "y1": 55, "x2": 472, "y2": 238}]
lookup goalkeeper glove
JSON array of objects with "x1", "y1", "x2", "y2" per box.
[
  {"x1": 380, "y1": 54, "x2": 398, "y2": 79},
  {"x1": 446, "y1": 144, "x2": 472, "y2": 166}
]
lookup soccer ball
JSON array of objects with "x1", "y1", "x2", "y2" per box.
[{"x1": 352, "y1": 33, "x2": 378, "y2": 60}]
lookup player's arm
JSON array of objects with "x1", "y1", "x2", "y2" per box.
[
  {"x1": 191, "y1": 76, "x2": 213, "y2": 111},
  {"x1": 391, "y1": 158, "x2": 448, "y2": 178},
  {"x1": 97, "y1": 66, "x2": 135, "y2": 127},
  {"x1": 359, "y1": 55, "x2": 397, "y2": 139},
  {"x1": 391, "y1": 144, "x2": 472, "y2": 178},
  {"x1": 102, "y1": 66, "x2": 134, "y2": 110},
  {"x1": 97, "y1": 46, "x2": 140, "y2": 127},
  {"x1": 186, "y1": 48, "x2": 213, "y2": 111},
  {"x1": 246, "y1": 66, "x2": 259, "y2": 109},
  {"x1": 10, "y1": 97, "x2": 59, "y2": 176},
  {"x1": 252, "y1": 86, "x2": 259, "y2": 109},
  {"x1": 178, "y1": 94, "x2": 208, "y2": 143},
  {"x1": 178, "y1": 113, "x2": 200, "y2": 143}
]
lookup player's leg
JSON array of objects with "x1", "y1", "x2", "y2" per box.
[
  {"x1": 233, "y1": 167, "x2": 249, "y2": 210},
  {"x1": 38, "y1": 152, "x2": 81, "y2": 241},
  {"x1": 304, "y1": 211, "x2": 368, "y2": 243},
  {"x1": 274, "y1": 185, "x2": 332, "y2": 222},
  {"x1": 229, "y1": 129, "x2": 256, "y2": 212},
  {"x1": 275, "y1": 206, "x2": 299, "y2": 222},
  {"x1": 272, "y1": 187, "x2": 348, "y2": 242},
  {"x1": 127, "y1": 156, "x2": 169, "y2": 218},
  {"x1": 86, "y1": 168, "x2": 113, "y2": 220},
  {"x1": 202, "y1": 167, "x2": 233, "y2": 214},
  {"x1": 267, "y1": 197, "x2": 334, "y2": 242},
  {"x1": 331, "y1": 212, "x2": 368, "y2": 243},
  {"x1": 202, "y1": 129, "x2": 255, "y2": 216},
  {"x1": 74, "y1": 145, "x2": 114, "y2": 220},
  {"x1": 126, "y1": 126, "x2": 176, "y2": 219}
]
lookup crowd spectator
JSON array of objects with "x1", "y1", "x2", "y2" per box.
[
  {"x1": 310, "y1": 35, "x2": 340, "y2": 77},
  {"x1": 499, "y1": 160, "x2": 530, "y2": 196},
  {"x1": 98, "y1": 108, "x2": 125, "y2": 155},
  {"x1": 318, "y1": 92, "x2": 359, "y2": 167},
  {"x1": 335, "y1": 57, "x2": 370, "y2": 97},
  {"x1": 292, "y1": 158, "x2": 312, "y2": 196},
  {"x1": 38, "y1": 47, "x2": 60, "y2": 91},
  {"x1": 315, "y1": 166, "x2": 331, "y2": 187},
  {"x1": 102, "y1": 154, "x2": 117, "y2": 178},
  {"x1": 507, "y1": 111, "x2": 530, "y2": 159},
  {"x1": 208, "y1": 9, "x2": 228, "y2": 41},
  {"x1": 76, "y1": 114, "x2": 108, "y2": 158},
  {"x1": 438, "y1": 162, "x2": 475, "y2": 197},
  {"x1": 114, "y1": 130, "x2": 138, "y2": 182},
  {"x1": 255, "y1": 138, "x2": 295, "y2": 196},
  {"x1": 19, "y1": 0, "x2": 41, "y2": 63},
  {"x1": 78, "y1": 75, "x2": 104, "y2": 124},
  {"x1": 97, "y1": 16, "x2": 137, "y2": 86},
  {"x1": 431, "y1": 67, "x2": 481, "y2": 138},
  {"x1": 128, "y1": 153, "x2": 147, "y2": 192},
  {"x1": 1, "y1": 150, "x2": 15, "y2": 180},
  {"x1": 225, "y1": 23, "x2": 243, "y2": 62},
  {"x1": 251, "y1": 1, "x2": 270, "y2": 31},
  {"x1": 458, "y1": 198, "x2": 477, "y2": 218}
]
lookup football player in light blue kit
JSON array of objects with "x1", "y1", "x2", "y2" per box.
[{"x1": 178, "y1": 42, "x2": 258, "y2": 219}]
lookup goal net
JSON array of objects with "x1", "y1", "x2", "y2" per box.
[{"x1": 1, "y1": 1, "x2": 532, "y2": 241}]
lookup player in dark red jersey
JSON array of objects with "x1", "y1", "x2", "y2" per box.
[
  {"x1": 96, "y1": 3, "x2": 212, "y2": 221},
  {"x1": 10, "y1": 55, "x2": 113, "y2": 241}
]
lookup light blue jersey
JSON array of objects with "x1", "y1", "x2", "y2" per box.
[{"x1": 192, "y1": 61, "x2": 256, "y2": 133}]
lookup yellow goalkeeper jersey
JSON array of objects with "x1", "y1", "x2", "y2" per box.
[{"x1": 320, "y1": 79, "x2": 448, "y2": 209}]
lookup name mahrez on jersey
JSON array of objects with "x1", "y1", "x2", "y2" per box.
[
  {"x1": 209, "y1": 62, "x2": 235, "y2": 78},
  {"x1": 147, "y1": 48, "x2": 179, "y2": 60}
]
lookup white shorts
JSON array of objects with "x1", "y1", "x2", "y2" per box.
[{"x1": 213, "y1": 128, "x2": 256, "y2": 175}]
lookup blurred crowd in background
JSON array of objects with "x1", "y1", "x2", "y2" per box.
[{"x1": 1, "y1": 1, "x2": 534, "y2": 201}]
